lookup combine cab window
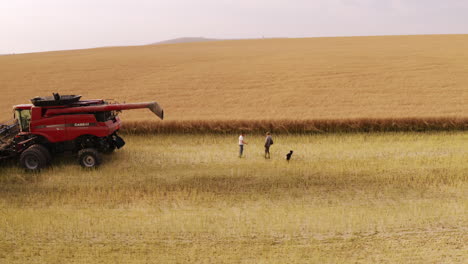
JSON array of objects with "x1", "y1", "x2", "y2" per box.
[{"x1": 15, "y1": 110, "x2": 31, "y2": 132}]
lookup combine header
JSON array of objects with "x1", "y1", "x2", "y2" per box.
[
  {"x1": 0, "y1": 93, "x2": 163, "y2": 171},
  {"x1": 0, "y1": 120, "x2": 19, "y2": 161}
]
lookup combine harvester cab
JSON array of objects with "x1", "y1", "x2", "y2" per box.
[{"x1": 2, "y1": 93, "x2": 163, "y2": 171}]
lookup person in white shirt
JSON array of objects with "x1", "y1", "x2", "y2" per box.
[{"x1": 238, "y1": 132, "x2": 247, "y2": 158}]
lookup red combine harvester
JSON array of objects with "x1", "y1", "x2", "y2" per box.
[{"x1": 0, "y1": 94, "x2": 163, "y2": 171}]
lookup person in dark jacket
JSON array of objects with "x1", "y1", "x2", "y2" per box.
[{"x1": 264, "y1": 132, "x2": 273, "y2": 159}]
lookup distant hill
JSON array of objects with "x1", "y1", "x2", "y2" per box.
[{"x1": 151, "y1": 37, "x2": 221, "y2": 45}]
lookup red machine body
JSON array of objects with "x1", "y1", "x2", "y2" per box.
[
  {"x1": 1, "y1": 95, "x2": 163, "y2": 170},
  {"x1": 19, "y1": 101, "x2": 163, "y2": 143}
]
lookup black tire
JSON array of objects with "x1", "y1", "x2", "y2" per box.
[
  {"x1": 102, "y1": 145, "x2": 116, "y2": 154},
  {"x1": 20, "y1": 145, "x2": 48, "y2": 171},
  {"x1": 78, "y1": 148, "x2": 102, "y2": 168},
  {"x1": 34, "y1": 144, "x2": 52, "y2": 164}
]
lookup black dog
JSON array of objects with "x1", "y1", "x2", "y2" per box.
[{"x1": 286, "y1": 150, "x2": 293, "y2": 162}]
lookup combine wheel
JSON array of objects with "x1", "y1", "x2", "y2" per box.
[
  {"x1": 34, "y1": 144, "x2": 52, "y2": 164},
  {"x1": 103, "y1": 146, "x2": 116, "y2": 154},
  {"x1": 20, "y1": 145, "x2": 49, "y2": 171},
  {"x1": 78, "y1": 148, "x2": 102, "y2": 168}
]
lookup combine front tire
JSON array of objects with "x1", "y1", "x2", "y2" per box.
[
  {"x1": 78, "y1": 148, "x2": 102, "y2": 168},
  {"x1": 20, "y1": 145, "x2": 50, "y2": 171},
  {"x1": 36, "y1": 144, "x2": 52, "y2": 164}
]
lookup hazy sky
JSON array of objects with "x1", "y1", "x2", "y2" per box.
[{"x1": 1, "y1": 0, "x2": 467, "y2": 54}]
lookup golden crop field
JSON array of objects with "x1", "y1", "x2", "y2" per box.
[
  {"x1": 0, "y1": 133, "x2": 467, "y2": 263},
  {"x1": 0, "y1": 35, "x2": 467, "y2": 263},
  {"x1": 0, "y1": 35, "x2": 467, "y2": 122}
]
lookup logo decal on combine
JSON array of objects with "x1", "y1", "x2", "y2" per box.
[{"x1": 74, "y1": 123, "x2": 90, "y2": 127}]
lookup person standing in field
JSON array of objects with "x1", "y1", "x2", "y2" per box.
[
  {"x1": 264, "y1": 132, "x2": 274, "y2": 159},
  {"x1": 238, "y1": 132, "x2": 247, "y2": 158}
]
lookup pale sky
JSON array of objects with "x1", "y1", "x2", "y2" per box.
[{"x1": 1, "y1": 0, "x2": 467, "y2": 54}]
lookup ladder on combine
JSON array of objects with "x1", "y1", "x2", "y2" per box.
[{"x1": 0, "y1": 120, "x2": 18, "y2": 160}]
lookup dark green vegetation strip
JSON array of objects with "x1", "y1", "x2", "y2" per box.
[{"x1": 122, "y1": 117, "x2": 468, "y2": 134}]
